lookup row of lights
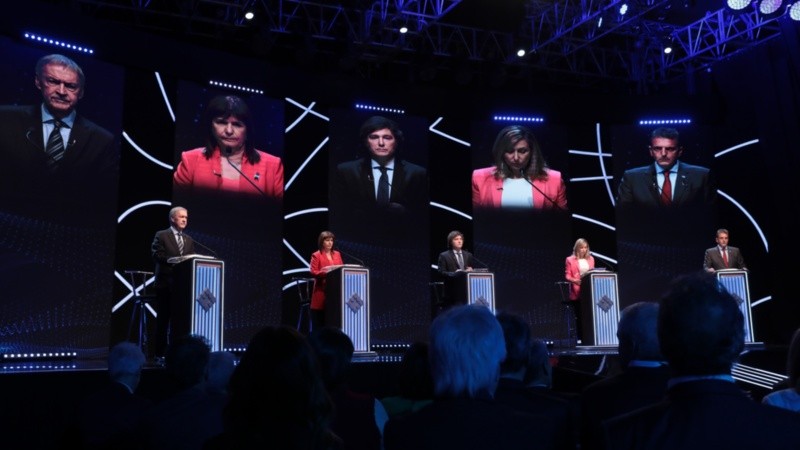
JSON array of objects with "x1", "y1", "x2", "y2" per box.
[
  {"x1": 24, "y1": 32, "x2": 93, "y2": 54},
  {"x1": 1, "y1": 351, "x2": 77, "y2": 361},
  {"x1": 638, "y1": 119, "x2": 692, "y2": 126},
  {"x1": 209, "y1": 80, "x2": 263, "y2": 94},
  {"x1": 493, "y1": 115, "x2": 545, "y2": 123},
  {"x1": 727, "y1": 0, "x2": 800, "y2": 20},
  {"x1": 354, "y1": 103, "x2": 405, "y2": 114}
]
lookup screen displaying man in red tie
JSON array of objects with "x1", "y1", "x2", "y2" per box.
[{"x1": 704, "y1": 228, "x2": 747, "y2": 273}]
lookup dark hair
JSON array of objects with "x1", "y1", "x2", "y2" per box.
[
  {"x1": 317, "y1": 230, "x2": 335, "y2": 250},
  {"x1": 396, "y1": 342, "x2": 434, "y2": 399},
  {"x1": 496, "y1": 311, "x2": 531, "y2": 374},
  {"x1": 202, "y1": 95, "x2": 261, "y2": 164},
  {"x1": 787, "y1": 328, "x2": 800, "y2": 392},
  {"x1": 446, "y1": 230, "x2": 463, "y2": 249},
  {"x1": 650, "y1": 127, "x2": 680, "y2": 143},
  {"x1": 359, "y1": 116, "x2": 404, "y2": 150},
  {"x1": 308, "y1": 327, "x2": 355, "y2": 391},
  {"x1": 224, "y1": 326, "x2": 334, "y2": 443},
  {"x1": 617, "y1": 302, "x2": 662, "y2": 365},
  {"x1": 490, "y1": 125, "x2": 549, "y2": 181},
  {"x1": 658, "y1": 272, "x2": 744, "y2": 376},
  {"x1": 165, "y1": 334, "x2": 211, "y2": 389}
]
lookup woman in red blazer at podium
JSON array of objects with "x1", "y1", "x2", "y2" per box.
[
  {"x1": 309, "y1": 230, "x2": 343, "y2": 329},
  {"x1": 565, "y1": 238, "x2": 595, "y2": 301}
]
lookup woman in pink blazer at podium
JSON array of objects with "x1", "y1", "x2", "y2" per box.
[
  {"x1": 309, "y1": 230, "x2": 343, "y2": 329},
  {"x1": 472, "y1": 125, "x2": 567, "y2": 210},
  {"x1": 565, "y1": 238, "x2": 595, "y2": 301}
]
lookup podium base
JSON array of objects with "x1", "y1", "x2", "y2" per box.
[{"x1": 352, "y1": 351, "x2": 379, "y2": 361}]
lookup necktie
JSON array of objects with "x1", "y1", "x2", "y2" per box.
[
  {"x1": 45, "y1": 120, "x2": 66, "y2": 169},
  {"x1": 377, "y1": 166, "x2": 390, "y2": 205},
  {"x1": 177, "y1": 233, "x2": 184, "y2": 255},
  {"x1": 722, "y1": 249, "x2": 729, "y2": 268},
  {"x1": 660, "y1": 170, "x2": 672, "y2": 205},
  {"x1": 456, "y1": 251, "x2": 464, "y2": 270}
]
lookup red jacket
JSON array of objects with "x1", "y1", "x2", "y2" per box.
[
  {"x1": 309, "y1": 250, "x2": 344, "y2": 310},
  {"x1": 173, "y1": 147, "x2": 283, "y2": 198}
]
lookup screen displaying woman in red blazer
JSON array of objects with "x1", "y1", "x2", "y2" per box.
[
  {"x1": 173, "y1": 95, "x2": 283, "y2": 198},
  {"x1": 309, "y1": 230, "x2": 344, "y2": 329},
  {"x1": 564, "y1": 238, "x2": 595, "y2": 300},
  {"x1": 472, "y1": 125, "x2": 567, "y2": 210}
]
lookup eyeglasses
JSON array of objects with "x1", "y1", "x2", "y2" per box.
[
  {"x1": 649, "y1": 146, "x2": 679, "y2": 152},
  {"x1": 42, "y1": 76, "x2": 80, "y2": 93}
]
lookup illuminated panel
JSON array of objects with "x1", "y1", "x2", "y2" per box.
[
  {"x1": 717, "y1": 270, "x2": 755, "y2": 343},
  {"x1": 190, "y1": 259, "x2": 225, "y2": 352},
  {"x1": 341, "y1": 267, "x2": 371, "y2": 353},
  {"x1": 589, "y1": 273, "x2": 620, "y2": 346},
  {"x1": 467, "y1": 272, "x2": 495, "y2": 313}
]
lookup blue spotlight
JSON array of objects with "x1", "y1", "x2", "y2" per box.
[
  {"x1": 726, "y1": 0, "x2": 752, "y2": 10},
  {"x1": 791, "y1": 2, "x2": 800, "y2": 20},
  {"x1": 758, "y1": 0, "x2": 783, "y2": 14},
  {"x1": 24, "y1": 32, "x2": 94, "y2": 54},
  {"x1": 354, "y1": 103, "x2": 405, "y2": 114}
]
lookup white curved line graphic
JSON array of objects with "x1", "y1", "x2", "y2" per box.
[
  {"x1": 595, "y1": 123, "x2": 616, "y2": 207},
  {"x1": 590, "y1": 251, "x2": 618, "y2": 265},
  {"x1": 430, "y1": 201, "x2": 472, "y2": 220},
  {"x1": 122, "y1": 131, "x2": 173, "y2": 170},
  {"x1": 284, "y1": 268, "x2": 312, "y2": 276},
  {"x1": 285, "y1": 97, "x2": 330, "y2": 124},
  {"x1": 155, "y1": 72, "x2": 175, "y2": 122},
  {"x1": 428, "y1": 117, "x2": 471, "y2": 147},
  {"x1": 750, "y1": 296, "x2": 772, "y2": 307},
  {"x1": 284, "y1": 239, "x2": 311, "y2": 268},
  {"x1": 118, "y1": 200, "x2": 172, "y2": 223},
  {"x1": 286, "y1": 137, "x2": 329, "y2": 190},
  {"x1": 714, "y1": 139, "x2": 759, "y2": 158},
  {"x1": 717, "y1": 189, "x2": 768, "y2": 252},
  {"x1": 284, "y1": 207, "x2": 328, "y2": 220},
  {"x1": 572, "y1": 214, "x2": 616, "y2": 231}
]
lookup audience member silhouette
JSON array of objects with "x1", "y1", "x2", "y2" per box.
[
  {"x1": 203, "y1": 326, "x2": 342, "y2": 450},
  {"x1": 69, "y1": 341, "x2": 152, "y2": 449},
  {"x1": 139, "y1": 334, "x2": 225, "y2": 450},
  {"x1": 580, "y1": 302, "x2": 669, "y2": 450},
  {"x1": 762, "y1": 327, "x2": 800, "y2": 412},
  {"x1": 380, "y1": 342, "x2": 434, "y2": 418},
  {"x1": 604, "y1": 273, "x2": 800, "y2": 450},
  {"x1": 384, "y1": 304, "x2": 559, "y2": 450},
  {"x1": 309, "y1": 327, "x2": 387, "y2": 450},
  {"x1": 494, "y1": 312, "x2": 575, "y2": 449},
  {"x1": 204, "y1": 350, "x2": 236, "y2": 396}
]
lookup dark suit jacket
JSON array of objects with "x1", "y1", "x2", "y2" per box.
[
  {"x1": 151, "y1": 227, "x2": 196, "y2": 288},
  {"x1": 494, "y1": 378, "x2": 575, "y2": 450},
  {"x1": 70, "y1": 381, "x2": 152, "y2": 449},
  {"x1": 332, "y1": 157, "x2": 428, "y2": 214},
  {"x1": 616, "y1": 162, "x2": 715, "y2": 208},
  {"x1": 580, "y1": 365, "x2": 670, "y2": 450},
  {"x1": 437, "y1": 249, "x2": 475, "y2": 275},
  {"x1": 604, "y1": 379, "x2": 800, "y2": 450},
  {"x1": 703, "y1": 246, "x2": 746, "y2": 271},
  {"x1": 0, "y1": 104, "x2": 117, "y2": 214},
  {"x1": 384, "y1": 397, "x2": 558, "y2": 450}
]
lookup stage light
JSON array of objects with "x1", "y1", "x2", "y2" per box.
[
  {"x1": 208, "y1": 80, "x2": 264, "y2": 94},
  {"x1": 790, "y1": 2, "x2": 800, "y2": 20},
  {"x1": 516, "y1": 48, "x2": 526, "y2": 57},
  {"x1": 726, "y1": 0, "x2": 752, "y2": 10},
  {"x1": 24, "y1": 32, "x2": 94, "y2": 54},
  {"x1": 493, "y1": 115, "x2": 545, "y2": 123},
  {"x1": 638, "y1": 118, "x2": 692, "y2": 125},
  {"x1": 354, "y1": 103, "x2": 405, "y2": 114},
  {"x1": 399, "y1": 26, "x2": 408, "y2": 34},
  {"x1": 758, "y1": 0, "x2": 783, "y2": 14},
  {"x1": 597, "y1": 16, "x2": 604, "y2": 28},
  {"x1": 244, "y1": 11, "x2": 254, "y2": 20},
  {"x1": 619, "y1": 3, "x2": 629, "y2": 15},
  {"x1": 664, "y1": 45, "x2": 673, "y2": 54}
]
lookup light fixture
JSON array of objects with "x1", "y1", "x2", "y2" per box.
[
  {"x1": 790, "y1": 2, "x2": 800, "y2": 20},
  {"x1": 516, "y1": 48, "x2": 526, "y2": 57},
  {"x1": 619, "y1": 3, "x2": 629, "y2": 15},
  {"x1": 726, "y1": 0, "x2": 752, "y2": 10},
  {"x1": 244, "y1": 11, "x2": 255, "y2": 20},
  {"x1": 758, "y1": 0, "x2": 783, "y2": 14},
  {"x1": 664, "y1": 45, "x2": 673, "y2": 54},
  {"x1": 399, "y1": 26, "x2": 408, "y2": 34}
]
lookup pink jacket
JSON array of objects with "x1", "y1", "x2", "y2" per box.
[
  {"x1": 565, "y1": 255, "x2": 595, "y2": 300},
  {"x1": 471, "y1": 167, "x2": 567, "y2": 210},
  {"x1": 173, "y1": 147, "x2": 284, "y2": 198}
]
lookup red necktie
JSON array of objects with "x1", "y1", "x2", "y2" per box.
[
  {"x1": 660, "y1": 170, "x2": 672, "y2": 205},
  {"x1": 722, "y1": 249, "x2": 729, "y2": 268}
]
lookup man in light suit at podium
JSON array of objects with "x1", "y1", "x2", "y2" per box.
[
  {"x1": 703, "y1": 228, "x2": 747, "y2": 273},
  {"x1": 151, "y1": 206, "x2": 195, "y2": 360}
]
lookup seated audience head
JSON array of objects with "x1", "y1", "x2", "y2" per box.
[
  {"x1": 308, "y1": 326, "x2": 355, "y2": 392},
  {"x1": 225, "y1": 325, "x2": 332, "y2": 430},
  {"x1": 658, "y1": 272, "x2": 744, "y2": 377},
  {"x1": 496, "y1": 311, "x2": 531, "y2": 377},
  {"x1": 786, "y1": 328, "x2": 800, "y2": 392},
  {"x1": 165, "y1": 334, "x2": 211, "y2": 389},
  {"x1": 524, "y1": 339, "x2": 553, "y2": 388},
  {"x1": 108, "y1": 341, "x2": 146, "y2": 391},
  {"x1": 205, "y1": 351, "x2": 236, "y2": 394},
  {"x1": 396, "y1": 342, "x2": 434, "y2": 399},
  {"x1": 429, "y1": 304, "x2": 506, "y2": 399},
  {"x1": 617, "y1": 301, "x2": 663, "y2": 367}
]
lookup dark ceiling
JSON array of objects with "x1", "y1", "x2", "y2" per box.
[{"x1": 39, "y1": 0, "x2": 793, "y2": 91}]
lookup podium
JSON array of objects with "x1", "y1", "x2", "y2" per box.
[
  {"x1": 578, "y1": 270, "x2": 620, "y2": 346},
  {"x1": 715, "y1": 269, "x2": 756, "y2": 343},
  {"x1": 171, "y1": 254, "x2": 225, "y2": 351},
  {"x1": 324, "y1": 265, "x2": 373, "y2": 354},
  {"x1": 443, "y1": 270, "x2": 496, "y2": 312}
]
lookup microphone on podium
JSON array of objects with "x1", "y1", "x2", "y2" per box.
[{"x1": 335, "y1": 247, "x2": 366, "y2": 266}]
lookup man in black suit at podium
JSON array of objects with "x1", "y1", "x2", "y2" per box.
[
  {"x1": 151, "y1": 206, "x2": 195, "y2": 360},
  {"x1": 434, "y1": 231, "x2": 475, "y2": 316},
  {"x1": 704, "y1": 228, "x2": 747, "y2": 273}
]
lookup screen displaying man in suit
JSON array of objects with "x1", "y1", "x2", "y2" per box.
[
  {"x1": 616, "y1": 127, "x2": 715, "y2": 209},
  {"x1": 151, "y1": 206, "x2": 196, "y2": 359},
  {"x1": 331, "y1": 115, "x2": 428, "y2": 217},
  {"x1": 0, "y1": 53, "x2": 117, "y2": 213},
  {"x1": 704, "y1": 228, "x2": 747, "y2": 272}
]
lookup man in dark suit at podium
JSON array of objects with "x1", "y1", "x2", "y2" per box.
[
  {"x1": 151, "y1": 206, "x2": 195, "y2": 360},
  {"x1": 435, "y1": 231, "x2": 474, "y2": 315},
  {"x1": 704, "y1": 228, "x2": 747, "y2": 273}
]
